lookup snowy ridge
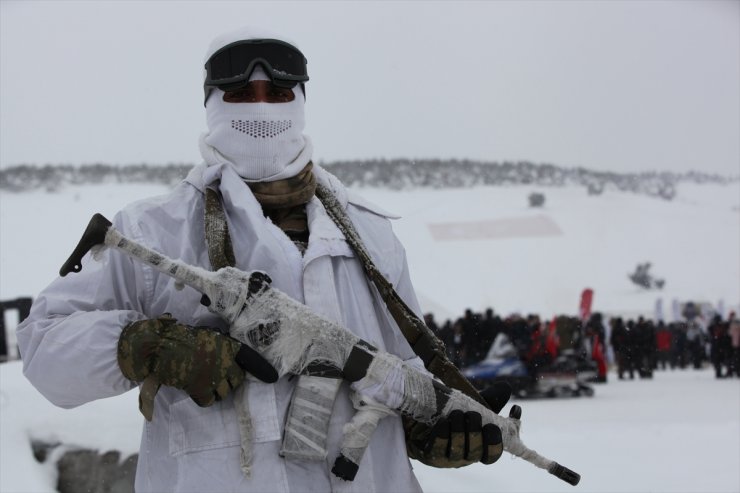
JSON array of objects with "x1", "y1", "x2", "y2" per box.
[{"x1": 1, "y1": 162, "x2": 736, "y2": 198}]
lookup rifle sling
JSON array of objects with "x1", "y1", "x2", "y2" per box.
[
  {"x1": 314, "y1": 184, "x2": 488, "y2": 408},
  {"x1": 205, "y1": 186, "x2": 236, "y2": 271}
]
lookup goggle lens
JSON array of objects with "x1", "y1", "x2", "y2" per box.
[{"x1": 205, "y1": 39, "x2": 308, "y2": 87}]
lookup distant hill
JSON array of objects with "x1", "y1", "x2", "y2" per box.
[{"x1": 0, "y1": 160, "x2": 735, "y2": 200}]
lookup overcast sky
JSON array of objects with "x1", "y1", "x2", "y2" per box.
[{"x1": 1, "y1": 0, "x2": 738, "y2": 175}]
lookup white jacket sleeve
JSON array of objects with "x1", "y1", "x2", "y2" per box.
[{"x1": 16, "y1": 212, "x2": 147, "y2": 408}]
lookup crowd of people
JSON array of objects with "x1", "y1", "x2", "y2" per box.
[
  {"x1": 424, "y1": 308, "x2": 740, "y2": 381},
  {"x1": 609, "y1": 313, "x2": 740, "y2": 380}
]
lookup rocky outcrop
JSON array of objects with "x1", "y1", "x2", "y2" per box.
[{"x1": 32, "y1": 440, "x2": 137, "y2": 493}]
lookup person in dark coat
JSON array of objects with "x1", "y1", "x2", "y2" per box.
[
  {"x1": 728, "y1": 312, "x2": 740, "y2": 377},
  {"x1": 708, "y1": 314, "x2": 731, "y2": 378},
  {"x1": 460, "y1": 309, "x2": 483, "y2": 365},
  {"x1": 554, "y1": 315, "x2": 582, "y2": 356},
  {"x1": 478, "y1": 308, "x2": 501, "y2": 360},
  {"x1": 424, "y1": 313, "x2": 439, "y2": 334},
  {"x1": 634, "y1": 317, "x2": 655, "y2": 378},
  {"x1": 610, "y1": 317, "x2": 634, "y2": 379},
  {"x1": 685, "y1": 320, "x2": 705, "y2": 369},
  {"x1": 449, "y1": 319, "x2": 467, "y2": 368},
  {"x1": 670, "y1": 322, "x2": 688, "y2": 369},
  {"x1": 436, "y1": 319, "x2": 455, "y2": 360},
  {"x1": 505, "y1": 314, "x2": 532, "y2": 361}
]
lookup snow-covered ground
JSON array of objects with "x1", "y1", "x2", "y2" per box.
[
  {"x1": 1, "y1": 180, "x2": 739, "y2": 492},
  {"x1": 2, "y1": 361, "x2": 738, "y2": 493}
]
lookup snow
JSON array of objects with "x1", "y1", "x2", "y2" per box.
[
  {"x1": 365, "y1": 183, "x2": 740, "y2": 319},
  {"x1": 1, "y1": 181, "x2": 739, "y2": 492}
]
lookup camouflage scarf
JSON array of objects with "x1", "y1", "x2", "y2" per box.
[
  {"x1": 247, "y1": 162, "x2": 315, "y2": 253},
  {"x1": 247, "y1": 162, "x2": 316, "y2": 209},
  {"x1": 205, "y1": 163, "x2": 316, "y2": 265}
]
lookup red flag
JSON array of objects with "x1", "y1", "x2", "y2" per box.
[
  {"x1": 545, "y1": 318, "x2": 559, "y2": 358},
  {"x1": 579, "y1": 288, "x2": 594, "y2": 322}
]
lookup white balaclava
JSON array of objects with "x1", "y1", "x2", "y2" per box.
[{"x1": 200, "y1": 27, "x2": 312, "y2": 182}]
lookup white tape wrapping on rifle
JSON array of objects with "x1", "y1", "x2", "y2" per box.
[
  {"x1": 339, "y1": 393, "x2": 395, "y2": 467},
  {"x1": 280, "y1": 375, "x2": 342, "y2": 461}
]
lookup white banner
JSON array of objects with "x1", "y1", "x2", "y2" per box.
[
  {"x1": 654, "y1": 298, "x2": 664, "y2": 322},
  {"x1": 671, "y1": 298, "x2": 681, "y2": 321}
]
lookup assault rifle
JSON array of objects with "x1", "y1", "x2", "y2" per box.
[{"x1": 61, "y1": 213, "x2": 580, "y2": 486}]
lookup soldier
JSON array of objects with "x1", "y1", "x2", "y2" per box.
[{"x1": 16, "y1": 26, "x2": 510, "y2": 492}]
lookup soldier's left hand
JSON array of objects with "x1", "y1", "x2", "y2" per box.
[{"x1": 405, "y1": 382, "x2": 511, "y2": 468}]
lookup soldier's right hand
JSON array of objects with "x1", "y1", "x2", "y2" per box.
[{"x1": 117, "y1": 314, "x2": 277, "y2": 407}]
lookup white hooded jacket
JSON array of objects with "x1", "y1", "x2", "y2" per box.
[{"x1": 16, "y1": 163, "x2": 426, "y2": 493}]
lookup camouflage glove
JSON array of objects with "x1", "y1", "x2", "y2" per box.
[
  {"x1": 117, "y1": 314, "x2": 275, "y2": 408},
  {"x1": 404, "y1": 382, "x2": 512, "y2": 468}
]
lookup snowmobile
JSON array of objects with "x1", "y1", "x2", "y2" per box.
[
  {"x1": 462, "y1": 333, "x2": 596, "y2": 398},
  {"x1": 629, "y1": 262, "x2": 665, "y2": 289}
]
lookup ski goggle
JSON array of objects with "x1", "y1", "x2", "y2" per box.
[{"x1": 203, "y1": 38, "x2": 308, "y2": 104}]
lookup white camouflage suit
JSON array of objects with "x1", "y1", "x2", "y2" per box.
[{"x1": 17, "y1": 162, "x2": 428, "y2": 492}]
